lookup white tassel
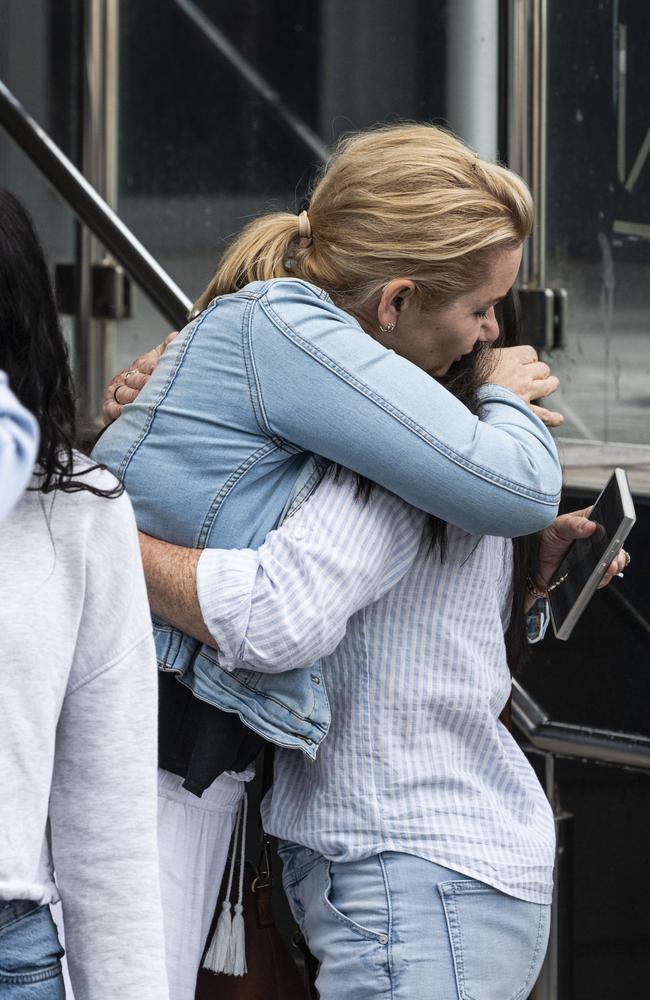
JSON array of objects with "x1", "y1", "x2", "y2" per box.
[
  {"x1": 228, "y1": 902, "x2": 247, "y2": 976},
  {"x1": 203, "y1": 798, "x2": 242, "y2": 973},
  {"x1": 203, "y1": 900, "x2": 232, "y2": 973},
  {"x1": 227, "y1": 791, "x2": 248, "y2": 976}
]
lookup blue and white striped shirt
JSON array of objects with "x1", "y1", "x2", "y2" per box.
[{"x1": 198, "y1": 468, "x2": 556, "y2": 904}]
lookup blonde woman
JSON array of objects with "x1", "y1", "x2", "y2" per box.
[{"x1": 96, "y1": 124, "x2": 562, "y2": 997}]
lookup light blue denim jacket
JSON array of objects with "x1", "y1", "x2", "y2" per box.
[{"x1": 94, "y1": 278, "x2": 561, "y2": 755}]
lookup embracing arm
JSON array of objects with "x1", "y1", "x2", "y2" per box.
[
  {"x1": 248, "y1": 281, "x2": 562, "y2": 537},
  {"x1": 103, "y1": 282, "x2": 561, "y2": 539},
  {"x1": 138, "y1": 531, "x2": 213, "y2": 645},
  {"x1": 141, "y1": 469, "x2": 425, "y2": 669}
]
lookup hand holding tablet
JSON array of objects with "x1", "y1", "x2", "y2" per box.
[{"x1": 548, "y1": 468, "x2": 636, "y2": 640}]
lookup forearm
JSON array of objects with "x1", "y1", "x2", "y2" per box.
[
  {"x1": 138, "y1": 531, "x2": 215, "y2": 647},
  {"x1": 198, "y1": 469, "x2": 424, "y2": 672}
]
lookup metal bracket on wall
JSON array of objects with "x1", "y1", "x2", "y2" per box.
[
  {"x1": 519, "y1": 287, "x2": 567, "y2": 351},
  {"x1": 55, "y1": 261, "x2": 133, "y2": 320}
]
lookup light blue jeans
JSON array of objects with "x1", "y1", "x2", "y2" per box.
[
  {"x1": 279, "y1": 844, "x2": 551, "y2": 1000},
  {"x1": 0, "y1": 901, "x2": 65, "y2": 997}
]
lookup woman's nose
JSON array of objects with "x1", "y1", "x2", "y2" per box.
[{"x1": 478, "y1": 307, "x2": 500, "y2": 344}]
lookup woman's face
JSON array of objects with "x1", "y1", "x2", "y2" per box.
[{"x1": 376, "y1": 245, "x2": 523, "y2": 375}]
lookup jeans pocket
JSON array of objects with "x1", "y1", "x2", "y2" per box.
[
  {"x1": 322, "y1": 858, "x2": 389, "y2": 943},
  {"x1": 278, "y1": 842, "x2": 325, "y2": 888},
  {"x1": 438, "y1": 880, "x2": 550, "y2": 1000},
  {"x1": 0, "y1": 904, "x2": 65, "y2": 985}
]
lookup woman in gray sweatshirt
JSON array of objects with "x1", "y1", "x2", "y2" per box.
[{"x1": 0, "y1": 190, "x2": 168, "y2": 1000}]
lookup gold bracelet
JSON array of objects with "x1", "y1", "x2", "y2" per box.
[
  {"x1": 526, "y1": 570, "x2": 570, "y2": 599},
  {"x1": 526, "y1": 577, "x2": 547, "y2": 600}
]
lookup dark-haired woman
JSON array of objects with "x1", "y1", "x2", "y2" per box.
[
  {"x1": 0, "y1": 190, "x2": 168, "y2": 999},
  {"x1": 150, "y1": 316, "x2": 627, "y2": 999},
  {"x1": 0, "y1": 369, "x2": 38, "y2": 523}
]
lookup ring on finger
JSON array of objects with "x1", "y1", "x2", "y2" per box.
[
  {"x1": 623, "y1": 550, "x2": 631, "y2": 568},
  {"x1": 123, "y1": 369, "x2": 139, "y2": 388},
  {"x1": 113, "y1": 383, "x2": 125, "y2": 405}
]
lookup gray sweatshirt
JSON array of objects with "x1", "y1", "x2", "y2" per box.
[{"x1": 0, "y1": 459, "x2": 168, "y2": 999}]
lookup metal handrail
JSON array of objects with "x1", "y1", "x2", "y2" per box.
[
  {"x1": 512, "y1": 678, "x2": 650, "y2": 770},
  {"x1": 171, "y1": 0, "x2": 329, "y2": 164},
  {"x1": 0, "y1": 79, "x2": 192, "y2": 329}
]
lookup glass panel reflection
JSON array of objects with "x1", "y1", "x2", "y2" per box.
[{"x1": 545, "y1": 0, "x2": 650, "y2": 494}]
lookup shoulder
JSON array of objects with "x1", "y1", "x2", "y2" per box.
[
  {"x1": 256, "y1": 278, "x2": 340, "y2": 317},
  {"x1": 64, "y1": 461, "x2": 150, "y2": 657},
  {"x1": 247, "y1": 279, "x2": 363, "y2": 344},
  {"x1": 40, "y1": 454, "x2": 136, "y2": 544},
  {"x1": 200, "y1": 278, "x2": 331, "y2": 313},
  {"x1": 190, "y1": 279, "x2": 335, "y2": 337},
  {"x1": 71, "y1": 451, "x2": 123, "y2": 490},
  {"x1": 257, "y1": 277, "x2": 332, "y2": 304},
  {"x1": 193, "y1": 279, "x2": 359, "y2": 346}
]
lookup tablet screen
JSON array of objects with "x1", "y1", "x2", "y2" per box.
[{"x1": 549, "y1": 473, "x2": 625, "y2": 630}]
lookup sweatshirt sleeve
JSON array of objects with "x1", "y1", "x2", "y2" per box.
[
  {"x1": 0, "y1": 370, "x2": 39, "y2": 524},
  {"x1": 48, "y1": 636, "x2": 168, "y2": 1000},
  {"x1": 197, "y1": 469, "x2": 426, "y2": 673},
  {"x1": 248, "y1": 281, "x2": 561, "y2": 537},
  {"x1": 47, "y1": 486, "x2": 168, "y2": 1000}
]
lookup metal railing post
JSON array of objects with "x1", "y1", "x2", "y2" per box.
[
  {"x1": 508, "y1": 0, "x2": 547, "y2": 288},
  {"x1": 446, "y1": 0, "x2": 500, "y2": 161},
  {"x1": 75, "y1": 0, "x2": 121, "y2": 427}
]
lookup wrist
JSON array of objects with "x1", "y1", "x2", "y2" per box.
[
  {"x1": 526, "y1": 575, "x2": 547, "y2": 600},
  {"x1": 526, "y1": 566, "x2": 569, "y2": 607}
]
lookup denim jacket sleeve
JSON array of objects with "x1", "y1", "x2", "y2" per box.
[{"x1": 245, "y1": 279, "x2": 561, "y2": 538}]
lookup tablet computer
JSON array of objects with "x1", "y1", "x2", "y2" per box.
[{"x1": 549, "y1": 468, "x2": 636, "y2": 641}]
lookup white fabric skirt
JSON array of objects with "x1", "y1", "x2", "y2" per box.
[{"x1": 157, "y1": 767, "x2": 248, "y2": 1000}]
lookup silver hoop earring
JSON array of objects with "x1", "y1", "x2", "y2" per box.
[{"x1": 378, "y1": 322, "x2": 396, "y2": 335}]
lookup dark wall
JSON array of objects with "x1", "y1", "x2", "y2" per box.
[{"x1": 118, "y1": 0, "x2": 447, "y2": 199}]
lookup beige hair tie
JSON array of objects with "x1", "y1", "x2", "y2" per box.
[{"x1": 297, "y1": 210, "x2": 312, "y2": 239}]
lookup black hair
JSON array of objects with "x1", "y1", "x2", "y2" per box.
[
  {"x1": 342, "y1": 288, "x2": 539, "y2": 673},
  {"x1": 0, "y1": 189, "x2": 122, "y2": 498},
  {"x1": 436, "y1": 290, "x2": 537, "y2": 672}
]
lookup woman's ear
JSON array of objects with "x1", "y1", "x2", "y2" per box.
[{"x1": 376, "y1": 279, "x2": 417, "y2": 332}]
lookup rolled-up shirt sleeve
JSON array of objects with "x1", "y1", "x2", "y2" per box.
[{"x1": 197, "y1": 469, "x2": 426, "y2": 673}]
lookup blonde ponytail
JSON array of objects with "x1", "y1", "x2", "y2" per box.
[
  {"x1": 196, "y1": 123, "x2": 533, "y2": 315},
  {"x1": 194, "y1": 213, "x2": 299, "y2": 313}
]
